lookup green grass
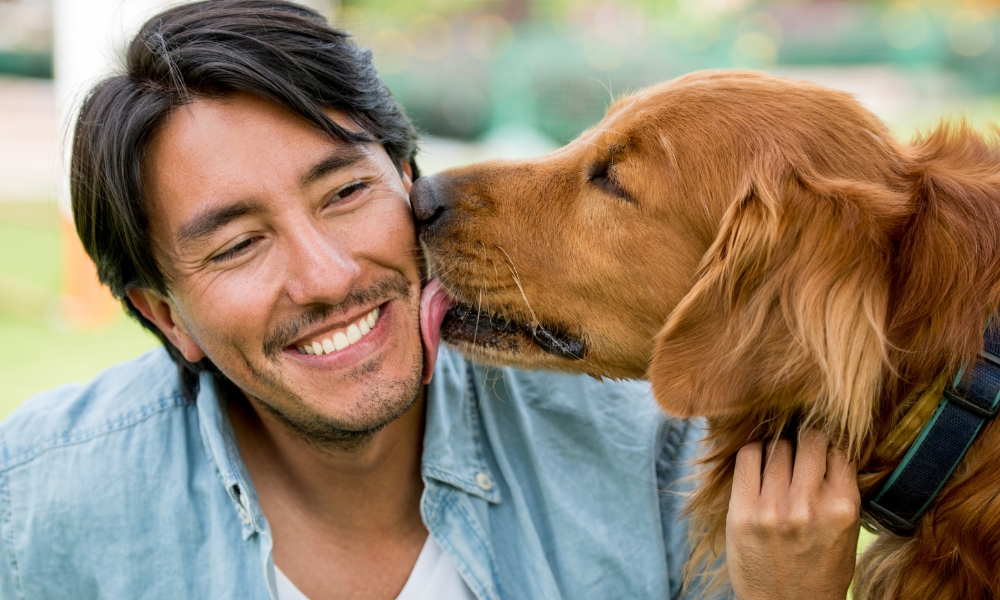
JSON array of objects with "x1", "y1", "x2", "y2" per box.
[
  {"x1": 0, "y1": 312, "x2": 159, "y2": 418},
  {"x1": 0, "y1": 222, "x2": 61, "y2": 292},
  {"x1": 0, "y1": 202, "x2": 159, "y2": 419}
]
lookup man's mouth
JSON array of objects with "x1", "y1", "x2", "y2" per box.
[
  {"x1": 420, "y1": 278, "x2": 586, "y2": 361},
  {"x1": 293, "y1": 307, "x2": 381, "y2": 356}
]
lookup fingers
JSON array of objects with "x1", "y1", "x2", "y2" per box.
[
  {"x1": 726, "y1": 429, "x2": 862, "y2": 600},
  {"x1": 732, "y1": 429, "x2": 859, "y2": 520},
  {"x1": 790, "y1": 428, "x2": 829, "y2": 493},
  {"x1": 825, "y1": 442, "x2": 859, "y2": 491},
  {"x1": 760, "y1": 438, "x2": 793, "y2": 503},
  {"x1": 731, "y1": 441, "x2": 764, "y2": 511}
]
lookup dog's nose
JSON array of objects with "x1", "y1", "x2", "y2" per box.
[{"x1": 411, "y1": 176, "x2": 450, "y2": 233}]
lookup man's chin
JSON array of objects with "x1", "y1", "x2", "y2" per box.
[{"x1": 252, "y1": 358, "x2": 424, "y2": 451}]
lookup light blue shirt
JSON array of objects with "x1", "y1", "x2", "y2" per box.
[{"x1": 0, "y1": 345, "x2": 701, "y2": 599}]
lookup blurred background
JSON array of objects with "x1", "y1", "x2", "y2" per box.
[{"x1": 2, "y1": 0, "x2": 1000, "y2": 419}]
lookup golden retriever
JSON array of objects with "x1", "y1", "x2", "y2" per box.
[{"x1": 411, "y1": 70, "x2": 1000, "y2": 599}]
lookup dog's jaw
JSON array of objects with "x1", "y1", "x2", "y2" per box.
[{"x1": 423, "y1": 276, "x2": 594, "y2": 372}]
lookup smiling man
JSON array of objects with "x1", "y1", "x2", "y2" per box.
[{"x1": 0, "y1": 2, "x2": 860, "y2": 599}]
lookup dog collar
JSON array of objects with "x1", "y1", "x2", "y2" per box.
[
  {"x1": 863, "y1": 319, "x2": 1000, "y2": 536},
  {"x1": 873, "y1": 373, "x2": 949, "y2": 463}
]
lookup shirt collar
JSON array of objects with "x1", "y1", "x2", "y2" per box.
[
  {"x1": 421, "y1": 346, "x2": 501, "y2": 504},
  {"x1": 194, "y1": 345, "x2": 501, "y2": 540},
  {"x1": 195, "y1": 372, "x2": 266, "y2": 539}
]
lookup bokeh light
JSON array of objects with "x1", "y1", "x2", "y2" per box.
[
  {"x1": 410, "y1": 14, "x2": 453, "y2": 62},
  {"x1": 370, "y1": 27, "x2": 414, "y2": 74},
  {"x1": 732, "y1": 12, "x2": 783, "y2": 69},
  {"x1": 465, "y1": 14, "x2": 513, "y2": 61},
  {"x1": 880, "y1": 2, "x2": 930, "y2": 50},
  {"x1": 947, "y1": 9, "x2": 995, "y2": 57}
]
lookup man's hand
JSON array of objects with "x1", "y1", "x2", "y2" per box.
[{"x1": 726, "y1": 428, "x2": 861, "y2": 600}]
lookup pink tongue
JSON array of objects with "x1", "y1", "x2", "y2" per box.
[{"x1": 419, "y1": 278, "x2": 453, "y2": 384}]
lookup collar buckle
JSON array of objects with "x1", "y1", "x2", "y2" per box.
[
  {"x1": 942, "y1": 348, "x2": 1000, "y2": 419},
  {"x1": 863, "y1": 499, "x2": 916, "y2": 536},
  {"x1": 942, "y1": 386, "x2": 1000, "y2": 419}
]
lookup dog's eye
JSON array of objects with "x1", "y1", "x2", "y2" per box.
[{"x1": 589, "y1": 163, "x2": 634, "y2": 203}]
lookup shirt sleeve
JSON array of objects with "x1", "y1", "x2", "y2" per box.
[{"x1": 0, "y1": 440, "x2": 23, "y2": 600}]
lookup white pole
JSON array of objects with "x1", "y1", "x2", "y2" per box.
[
  {"x1": 53, "y1": 0, "x2": 185, "y2": 212},
  {"x1": 52, "y1": 0, "x2": 185, "y2": 327}
]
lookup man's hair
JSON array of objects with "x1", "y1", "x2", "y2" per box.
[{"x1": 71, "y1": 0, "x2": 419, "y2": 396}]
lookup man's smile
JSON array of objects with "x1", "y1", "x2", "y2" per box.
[
  {"x1": 257, "y1": 272, "x2": 415, "y2": 362},
  {"x1": 293, "y1": 305, "x2": 381, "y2": 355}
]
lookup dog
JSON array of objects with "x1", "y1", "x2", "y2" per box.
[{"x1": 411, "y1": 70, "x2": 1000, "y2": 599}]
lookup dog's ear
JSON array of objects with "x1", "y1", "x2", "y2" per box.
[{"x1": 649, "y1": 165, "x2": 907, "y2": 445}]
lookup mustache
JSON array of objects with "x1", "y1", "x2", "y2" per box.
[{"x1": 262, "y1": 274, "x2": 412, "y2": 360}]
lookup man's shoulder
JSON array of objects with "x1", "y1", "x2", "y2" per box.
[
  {"x1": 0, "y1": 349, "x2": 259, "y2": 599},
  {"x1": 0, "y1": 347, "x2": 190, "y2": 471}
]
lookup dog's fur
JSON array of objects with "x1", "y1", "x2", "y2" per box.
[{"x1": 412, "y1": 70, "x2": 1000, "y2": 598}]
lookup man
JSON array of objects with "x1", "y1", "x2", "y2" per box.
[{"x1": 0, "y1": 1, "x2": 861, "y2": 599}]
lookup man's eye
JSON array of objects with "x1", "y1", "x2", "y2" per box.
[
  {"x1": 212, "y1": 237, "x2": 258, "y2": 263},
  {"x1": 328, "y1": 181, "x2": 369, "y2": 205}
]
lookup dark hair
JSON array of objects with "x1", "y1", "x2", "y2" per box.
[{"x1": 71, "y1": 0, "x2": 419, "y2": 397}]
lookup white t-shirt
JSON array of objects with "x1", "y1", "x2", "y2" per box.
[{"x1": 274, "y1": 535, "x2": 476, "y2": 600}]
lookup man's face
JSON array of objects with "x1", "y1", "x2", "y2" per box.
[{"x1": 139, "y1": 93, "x2": 422, "y2": 439}]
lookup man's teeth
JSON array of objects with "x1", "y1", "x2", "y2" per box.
[{"x1": 297, "y1": 307, "x2": 380, "y2": 355}]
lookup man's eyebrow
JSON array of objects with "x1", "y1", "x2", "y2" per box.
[
  {"x1": 176, "y1": 200, "x2": 266, "y2": 246},
  {"x1": 300, "y1": 145, "x2": 369, "y2": 187}
]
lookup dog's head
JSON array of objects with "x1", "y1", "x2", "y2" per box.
[{"x1": 415, "y1": 70, "x2": 1000, "y2": 445}]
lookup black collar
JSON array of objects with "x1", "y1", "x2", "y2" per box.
[{"x1": 864, "y1": 320, "x2": 1000, "y2": 536}]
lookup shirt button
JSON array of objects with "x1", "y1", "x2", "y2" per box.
[
  {"x1": 234, "y1": 485, "x2": 252, "y2": 525},
  {"x1": 475, "y1": 472, "x2": 494, "y2": 491}
]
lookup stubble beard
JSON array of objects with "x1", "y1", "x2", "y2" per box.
[
  {"x1": 222, "y1": 273, "x2": 426, "y2": 452},
  {"x1": 253, "y1": 355, "x2": 423, "y2": 453}
]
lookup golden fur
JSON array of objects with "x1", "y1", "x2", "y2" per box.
[{"x1": 413, "y1": 70, "x2": 1000, "y2": 598}]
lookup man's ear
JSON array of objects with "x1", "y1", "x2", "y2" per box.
[
  {"x1": 649, "y1": 168, "x2": 906, "y2": 447},
  {"x1": 401, "y1": 161, "x2": 413, "y2": 194},
  {"x1": 126, "y1": 287, "x2": 206, "y2": 364}
]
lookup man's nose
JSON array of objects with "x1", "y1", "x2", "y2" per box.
[
  {"x1": 285, "y1": 226, "x2": 361, "y2": 306},
  {"x1": 410, "y1": 175, "x2": 450, "y2": 235}
]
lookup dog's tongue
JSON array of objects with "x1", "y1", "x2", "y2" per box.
[{"x1": 419, "y1": 278, "x2": 453, "y2": 384}]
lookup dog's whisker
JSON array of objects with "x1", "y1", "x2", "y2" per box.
[
  {"x1": 589, "y1": 76, "x2": 615, "y2": 106},
  {"x1": 480, "y1": 365, "x2": 499, "y2": 406},
  {"x1": 588, "y1": 127, "x2": 627, "y2": 137},
  {"x1": 495, "y1": 247, "x2": 594, "y2": 365},
  {"x1": 496, "y1": 246, "x2": 537, "y2": 322},
  {"x1": 474, "y1": 289, "x2": 483, "y2": 348}
]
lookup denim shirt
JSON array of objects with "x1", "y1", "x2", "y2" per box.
[{"x1": 0, "y1": 345, "x2": 701, "y2": 600}]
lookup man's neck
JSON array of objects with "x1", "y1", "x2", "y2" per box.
[
  {"x1": 227, "y1": 387, "x2": 427, "y2": 537},
  {"x1": 227, "y1": 387, "x2": 429, "y2": 599}
]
